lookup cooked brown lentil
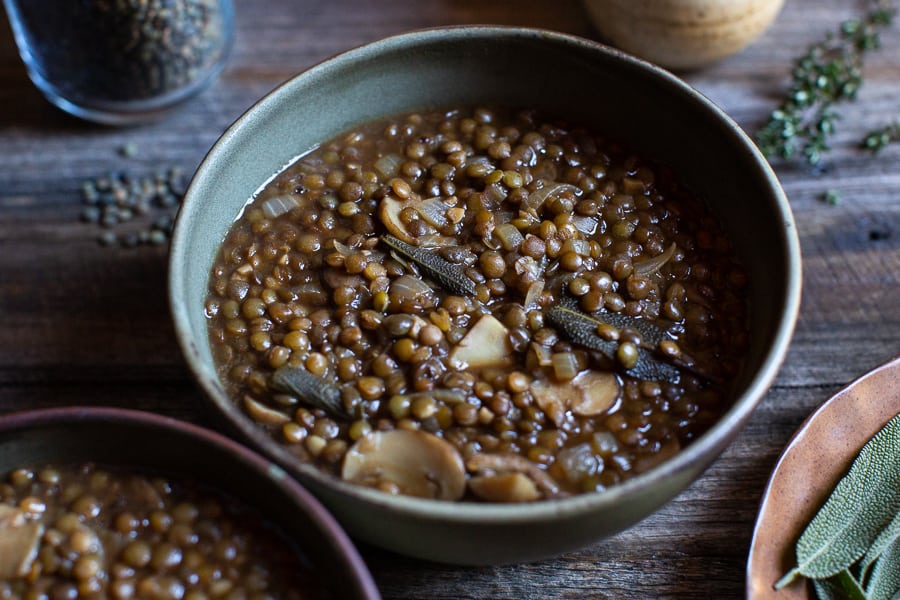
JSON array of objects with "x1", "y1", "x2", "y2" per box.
[
  {"x1": 0, "y1": 463, "x2": 320, "y2": 598},
  {"x1": 206, "y1": 107, "x2": 749, "y2": 502}
]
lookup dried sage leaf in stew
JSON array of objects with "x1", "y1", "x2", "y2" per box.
[{"x1": 776, "y1": 413, "x2": 900, "y2": 588}]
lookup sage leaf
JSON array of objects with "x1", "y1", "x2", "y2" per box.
[
  {"x1": 812, "y1": 569, "x2": 867, "y2": 600},
  {"x1": 865, "y1": 533, "x2": 900, "y2": 600},
  {"x1": 861, "y1": 511, "x2": 900, "y2": 579},
  {"x1": 786, "y1": 413, "x2": 900, "y2": 582}
]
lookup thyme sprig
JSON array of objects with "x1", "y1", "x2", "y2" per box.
[
  {"x1": 862, "y1": 121, "x2": 900, "y2": 152},
  {"x1": 756, "y1": 0, "x2": 897, "y2": 166}
]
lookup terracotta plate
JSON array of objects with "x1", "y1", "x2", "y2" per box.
[{"x1": 746, "y1": 355, "x2": 900, "y2": 598}]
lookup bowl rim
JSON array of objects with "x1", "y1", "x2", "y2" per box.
[
  {"x1": 0, "y1": 406, "x2": 381, "y2": 599},
  {"x1": 170, "y1": 25, "x2": 801, "y2": 523}
]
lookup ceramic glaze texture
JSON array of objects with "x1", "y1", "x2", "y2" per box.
[
  {"x1": 169, "y1": 26, "x2": 801, "y2": 565},
  {"x1": 581, "y1": 0, "x2": 786, "y2": 69}
]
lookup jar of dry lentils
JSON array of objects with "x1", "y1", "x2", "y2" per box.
[{"x1": 2, "y1": 0, "x2": 233, "y2": 124}]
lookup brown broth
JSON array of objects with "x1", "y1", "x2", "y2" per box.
[{"x1": 205, "y1": 106, "x2": 750, "y2": 501}]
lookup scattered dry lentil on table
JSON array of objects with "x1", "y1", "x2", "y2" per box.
[
  {"x1": 80, "y1": 160, "x2": 182, "y2": 248},
  {"x1": 0, "y1": 463, "x2": 319, "y2": 599},
  {"x1": 205, "y1": 106, "x2": 750, "y2": 501}
]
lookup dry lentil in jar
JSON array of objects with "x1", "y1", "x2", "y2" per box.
[
  {"x1": 205, "y1": 107, "x2": 750, "y2": 502},
  {"x1": 0, "y1": 463, "x2": 320, "y2": 598}
]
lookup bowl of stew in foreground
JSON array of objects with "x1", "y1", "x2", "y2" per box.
[
  {"x1": 169, "y1": 26, "x2": 801, "y2": 565},
  {"x1": 0, "y1": 407, "x2": 379, "y2": 598}
]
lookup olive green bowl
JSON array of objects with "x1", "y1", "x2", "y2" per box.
[
  {"x1": 0, "y1": 407, "x2": 380, "y2": 599},
  {"x1": 169, "y1": 26, "x2": 801, "y2": 565}
]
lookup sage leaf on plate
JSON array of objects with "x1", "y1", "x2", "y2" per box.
[
  {"x1": 775, "y1": 413, "x2": 900, "y2": 588},
  {"x1": 812, "y1": 569, "x2": 867, "y2": 600},
  {"x1": 861, "y1": 511, "x2": 900, "y2": 577},
  {"x1": 865, "y1": 534, "x2": 900, "y2": 600}
]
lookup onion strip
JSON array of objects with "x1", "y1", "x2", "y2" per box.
[
  {"x1": 633, "y1": 242, "x2": 677, "y2": 277},
  {"x1": 524, "y1": 183, "x2": 580, "y2": 211}
]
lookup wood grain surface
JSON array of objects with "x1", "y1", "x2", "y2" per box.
[{"x1": 2, "y1": 0, "x2": 899, "y2": 597}]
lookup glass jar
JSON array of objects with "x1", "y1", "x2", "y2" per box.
[{"x1": 3, "y1": 0, "x2": 234, "y2": 125}]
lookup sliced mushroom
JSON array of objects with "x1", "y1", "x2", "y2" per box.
[
  {"x1": 449, "y1": 314, "x2": 513, "y2": 370},
  {"x1": 530, "y1": 371, "x2": 620, "y2": 427},
  {"x1": 380, "y1": 195, "x2": 430, "y2": 244},
  {"x1": 466, "y1": 453, "x2": 562, "y2": 498},
  {"x1": 243, "y1": 394, "x2": 291, "y2": 425},
  {"x1": 468, "y1": 472, "x2": 541, "y2": 503},
  {"x1": 342, "y1": 429, "x2": 466, "y2": 500},
  {"x1": 0, "y1": 510, "x2": 43, "y2": 579},
  {"x1": 0, "y1": 505, "x2": 25, "y2": 528},
  {"x1": 569, "y1": 372, "x2": 620, "y2": 417}
]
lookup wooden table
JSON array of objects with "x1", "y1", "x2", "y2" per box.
[{"x1": 2, "y1": 0, "x2": 898, "y2": 597}]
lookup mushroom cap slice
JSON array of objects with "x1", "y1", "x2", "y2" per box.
[
  {"x1": 530, "y1": 370, "x2": 620, "y2": 427},
  {"x1": 0, "y1": 506, "x2": 43, "y2": 579},
  {"x1": 243, "y1": 394, "x2": 291, "y2": 425},
  {"x1": 449, "y1": 314, "x2": 513, "y2": 370},
  {"x1": 342, "y1": 429, "x2": 466, "y2": 500},
  {"x1": 469, "y1": 472, "x2": 541, "y2": 503},
  {"x1": 380, "y1": 195, "x2": 420, "y2": 244}
]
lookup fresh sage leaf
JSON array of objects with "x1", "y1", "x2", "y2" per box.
[
  {"x1": 865, "y1": 533, "x2": 900, "y2": 600},
  {"x1": 776, "y1": 413, "x2": 900, "y2": 588},
  {"x1": 812, "y1": 569, "x2": 868, "y2": 600},
  {"x1": 861, "y1": 511, "x2": 900, "y2": 578}
]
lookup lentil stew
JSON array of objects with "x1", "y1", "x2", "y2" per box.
[
  {"x1": 0, "y1": 463, "x2": 320, "y2": 599},
  {"x1": 205, "y1": 106, "x2": 750, "y2": 502}
]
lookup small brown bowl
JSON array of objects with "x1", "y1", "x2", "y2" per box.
[{"x1": 0, "y1": 407, "x2": 380, "y2": 599}]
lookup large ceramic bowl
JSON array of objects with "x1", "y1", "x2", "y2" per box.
[
  {"x1": 169, "y1": 26, "x2": 801, "y2": 565},
  {"x1": 0, "y1": 407, "x2": 380, "y2": 599}
]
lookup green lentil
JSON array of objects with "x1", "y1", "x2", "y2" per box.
[{"x1": 206, "y1": 106, "x2": 750, "y2": 502}]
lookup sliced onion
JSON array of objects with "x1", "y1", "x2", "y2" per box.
[
  {"x1": 374, "y1": 153, "x2": 403, "y2": 179},
  {"x1": 572, "y1": 215, "x2": 598, "y2": 236},
  {"x1": 633, "y1": 242, "x2": 677, "y2": 277},
  {"x1": 529, "y1": 343, "x2": 553, "y2": 367},
  {"x1": 413, "y1": 197, "x2": 450, "y2": 229},
  {"x1": 494, "y1": 210, "x2": 515, "y2": 225},
  {"x1": 551, "y1": 352, "x2": 580, "y2": 381},
  {"x1": 561, "y1": 238, "x2": 592, "y2": 257},
  {"x1": 514, "y1": 256, "x2": 542, "y2": 280},
  {"x1": 260, "y1": 195, "x2": 300, "y2": 218},
  {"x1": 415, "y1": 234, "x2": 457, "y2": 248},
  {"x1": 483, "y1": 183, "x2": 507, "y2": 205},
  {"x1": 523, "y1": 280, "x2": 544, "y2": 310},
  {"x1": 524, "y1": 183, "x2": 580, "y2": 211},
  {"x1": 332, "y1": 240, "x2": 353, "y2": 257},
  {"x1": 494, "y1": 223, "x2": 524, "y2": 252}
]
